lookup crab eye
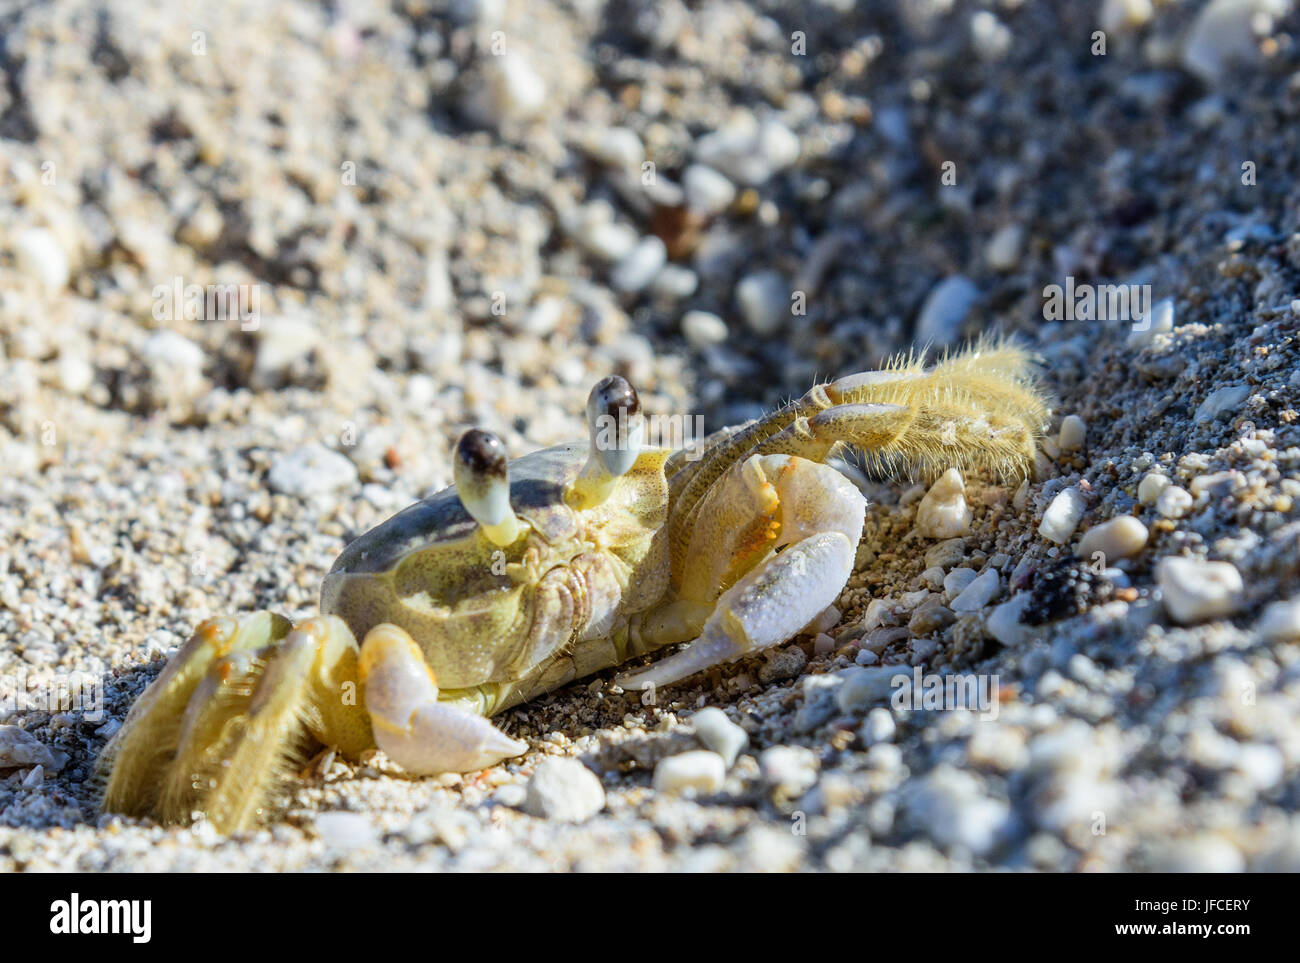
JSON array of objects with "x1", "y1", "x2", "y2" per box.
[
  {"x1": 453, "y1": 429, "x2": 523, "y2": 546},
  {"x1": 586, "y1": 375, "x2": 644, "y2": 478}
]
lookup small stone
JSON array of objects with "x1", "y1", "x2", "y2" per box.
[
  {"x1": 921, "y1": 566, "x2": 946, "y2": 590},
  {"x1": 1157, "y1": 557, "x2": 1245, "y2": 624},
  {"x1": 695, "y1": 116, "x2": 800, "y2": 185},
  {"x1": 470, "y1": 51, "x2": 546, "y2": 126},
  {"x1": 520, "y1": 298, "x2": 565, "y2": 337},
  {"x1": 1127, "y1": 297, "x2": 1174, "y2": 348},
  {"x1": 1257, "y1": 598, "x2": 1300, "y2": 642},
  {"x1": 142, "y1": 330, "x2": 204, "y2": 372},
  {"x1": 1182, "y1": 0, "x2": 1285, "y2": 86},
  {"x1": 21, "y1": 764, "x2": 44, "y2": 789},
  {"x1": 909, "y1": 598, "x2": 956, "y2": 635},
  {"x1": 969, "y1": 11, "x2": 1012, "y2": 62},
  {"x1": 610, "y1": 237, "x2": 667, "y2": 293},
  {"x1": 585, "y1": 126, "x2": 643, "y2": 168},
  {"x1": 56, "y1": 355, "x2": 95, "y2": 396},
  {"x1": 681, "y1": 310, "x2": 729, "y2": 347},
  {"x1": 859, "y1": 707, "x2": 895, "y2": 745},
  {"x1": 268, "y1": 444, "x2": 359, "y2": 496},
  {"x1": 1057, "y1": 415, "x2": 1086, "y2": 452},
  {"x1": 943, "y1": 567, "x2": 978, "y2": 597},
  {"x1": 986, "y1": 592, "x2": 1035, "y2": 647},
  {"x1": 493, "y1": 783, "x2": 527, "y2": 808},
  {"x1": 1075, "y1": 516, "x2": 1149, "y2": 562},
  {"x1": 835, "y1": 666, "x2": 905, "y2": 713},
  {"x1": 925, "y1": 538, "x2": 967, "y2": 570},
  {"x1": 255, "y1": 316, "x2": 320, "y2": 379},
  {"x1": 1138, "y1": 472, "x2": 1171, "y2": 505},
  {"x1": 1039, "y1": 487, "x2": 1086, "y2": 544},
  {"x1": 736, "y1": 271, "x2": 788, "y2": 336},
  {"x1": 682, "y1": 164, "x2": 736, "y2": 215},
  {"x1": 585, "y1": 221, "x2": 639, "y2": 262},
  {"x1": 651, "y1": 265, "x2": 698, "y2": 300},
  {"x1": 653, "y1": 750, "x2": 727, "y2": 795},
  {"x1": 758, "y1": 746, "x2": 818, "y2": 796},
  {"x1": 950, "y1": 569, "x2": 1001, "y2": 614},
  {"x1": 915, "y1": 276, "x2": 978, "y2": 347},
  {"x1": 0, "y1": 726, "x2": 68, "y2": 771},
  {"x1": 691, "y1": 707, "x2": 748, "y2": 766},
  {"x1": 313, "y1": 811, "x2": 378, "y2": 848},
  {"x1": 15, "y1": 228, "x2": 70, "y2": 293},
  {"x1": 1194, "y1": 384, "x2": 1251, "y2": 423},
  {"x1": 1101, "y1": 0, "x2": 1154, "y2": 34},
  {"x1": 907, "y1": 765, "x2": 1009, "y2": 856},
  {"x1": 523, "y1": 758, "x2": 605, "y2": 822},
  {"x1": 1153, "y1": 834, "x2": 1245, "y2": 873},
  {"x1": 916, "y1": 468, "x2": 971, "y2": 538},
  {"x1": 984, "y1": 224, "x2": 1023, "y2": 271},
  {"x1": 757, "y1": 644, "x2": 807, "y2": 683},
  {"x1": 1156, "y1": 485, "x2": 1193, "y2": 519}
]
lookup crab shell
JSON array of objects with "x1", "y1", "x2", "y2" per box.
[{"x1": 320, "y1": 442, "x2": 674, "y2": 690}]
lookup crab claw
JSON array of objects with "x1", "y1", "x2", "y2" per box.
[{"x1": 359, "y1": 624, "x2": 527, "y2": 773}]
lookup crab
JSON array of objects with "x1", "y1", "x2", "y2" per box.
[{"x1": 99, "y1": 340, "x2": 1049, "y2": 832}]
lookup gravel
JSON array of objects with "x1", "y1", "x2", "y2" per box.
[{"x1": 1, "y1": 0, "x2": 1299, "y2": 874}]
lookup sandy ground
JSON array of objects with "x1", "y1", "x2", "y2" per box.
[{"x1": 2, "y1": 0, "x2": 1300, "y2": 871}]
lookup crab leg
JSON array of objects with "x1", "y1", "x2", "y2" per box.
[
  {"x1": 359, "y1": 623, "x2": 528, "y2": 774},
  {"x1": 617, "y1": 454, "x2": 866, "y2": 692}
]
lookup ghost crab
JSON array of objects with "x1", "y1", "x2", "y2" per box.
[{"x1": 100, "y1": 340, "x2": 1048, "y2": 831}]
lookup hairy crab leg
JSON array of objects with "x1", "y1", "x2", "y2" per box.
[{"x1": 667, "y1": 339, "x2": 1049, "y2": 574}]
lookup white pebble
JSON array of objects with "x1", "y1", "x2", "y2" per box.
[
  {"x1": 859, "y1": 707, "x2": 895, "y2": 744},
  {"x1": 473, "y1": 52, "x2": 546, "y2": 126},
  {"x1": 758, "y1": 746, "x2": 818, "y2": 796},
  {"x1": 610, "y1": 237, "x2": 667, "y2": 293},
  {"x1": 950, "y1": 569, "x2": 1001, "y2": 614},
  {"x1": 1157, "y1": 557, "x2": 1245, "y2": 624},
  {"x1": 836, "y1": 666, "x2": 905, "y2": 713},
  {"x1": 585, "y1": 126, "x2": 643, "y2": 168},
  {"x1": 1101, "y1": 0, "x2": 1154, "y2": 34},
  {"x1": 15, "y1": 228, "x2": 69, "y2": 294},
  {"x1": 984, "y1": 224, "x2": 1023, "y2": 272},
  {"x1": 986, "y1": 592, "x2": 1035, "y2": 647},
  {"x1": 695, "y1": 116, "x2": 800, "y2": 185},
  {"x1": 268, "y1": 444, "x2": 358, "y2": 497},
  {"x1": 524, "y1": 758, "x2": 606, "y2": 822},
  {"x1": 141, "y1": 330, "x2": 204, "y2": 371},
  {"x1": 1057, "y1": 415, "x2": 1086, "y2": 452},
  {"x1": 0, "y1": 726, "x2": 68, "y2": 771},
  {"x1": 56, "y1": 355, "x2": 94, "y2": 395},
  {"x1": 691, "y1": 707, "x2": 748, "y2": 766},
  {"x1": 314, "y1": 811, "x2": 378, "y2": 848},
  {"x1": 907, "y1": 765, "x2": 1009, "y2": 856},
  {"x1": 916, "y1": 468, "x2": 971, "y2": 539},
  {"x1": 1256, "y1": 598, "x2": 1300, "y2": 642},
  {"x1": 736, "y1": 271, "x2": 788, "y2": 335},
  {"x1": 943, "y1": 567, "x2": 978, "y2": 597},
  {"x1": 969, "y1": 11, "x2": 1012, "y2": 62},
  {"x1": 1182, "y1": 0, "x2": 1286, "y2": 86},
  {"x1": 1038, "y1": 486, "x2": 1086, "y2": 544},
  {"x1": 1195, "y1": 384, "x2": 1251, "y2": 423},
  {"x1": 915, "y1": 276, "x2": 978, "y2": 347},
  {"x1": 585, "y1": 221, "x2": 639, "y2": 262},
  {"x1": 653, "y1": 750, "x2": 727, "y2": 795},
  {"x1": 1137, "y1": 471, "x2": 1171, "y2": 505},
  {"x1": 1156, "y1": 484, "x2": 1193, "y2": 518},
  {"x1": 682, "y1": 164, "x2": 736, "y2": 215},
  {"x1": 1127, "y1": 296, "x2": 1174, "y2": 348},
  {"x1": 1075, "y1": 516, "x2": 1148, "y2": 562},
  {"x1": 681, "y1": 310, "x2": 729, "y2": 348},
  {"x1": 255, "y1": 316, "x2": 320, "y2": 377}
]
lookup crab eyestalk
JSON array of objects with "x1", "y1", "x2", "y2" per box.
[
  {"x1": 453, "y1": 429, "x2": 525, "y2": 546},
  {"x1": 571, "y1": 375, "x2": 645, "y2": 508}
]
